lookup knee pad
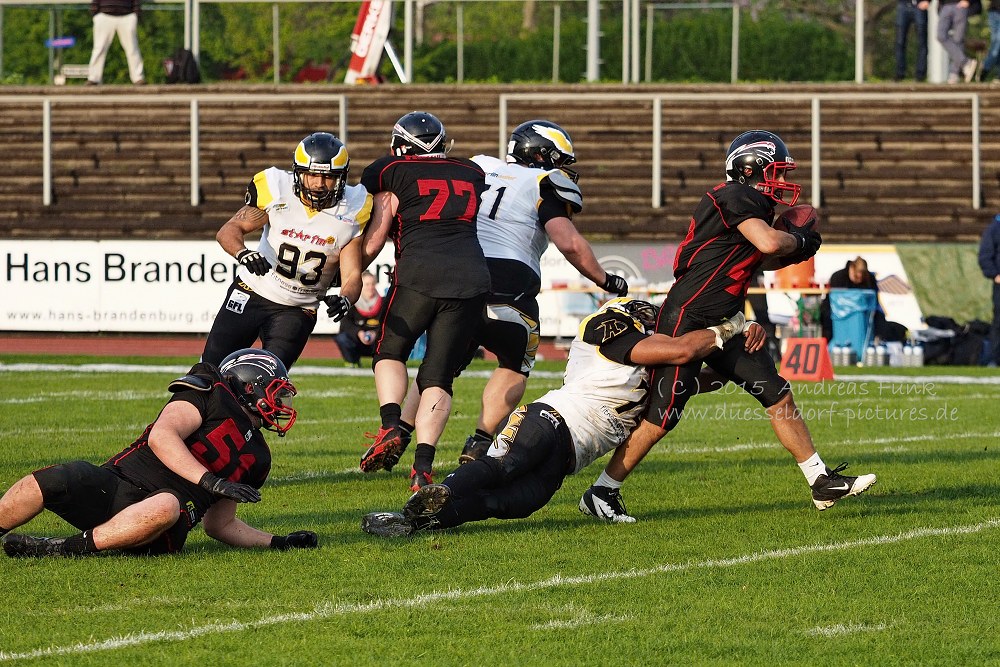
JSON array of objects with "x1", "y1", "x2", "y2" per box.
[{"x1": 751, "y1": 374, "x2": 792, "y2": 408}]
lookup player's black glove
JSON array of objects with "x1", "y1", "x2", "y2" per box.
[
  {"x1": 323, "y1": 295, "x2": 352, "y2": 322},
  {"x1": 784, "y1": 222, "x2": 822, "y2": 265},
  {"x1": 198, "y1": 472, "x2": 261, "y2": 503},
  {"x1": 270, "y1": 531, "x2": 319, "y2": 550},
  {"x1": 601, "y1": 272, "x2": 629, "y2": 297},
  {"x1": 236, "y1": 248, "x2": 271, "y2": 276}
]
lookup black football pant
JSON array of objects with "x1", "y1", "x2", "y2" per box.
[
  {"x1": 202, "y1": 280, "x2": 316, "y2": 369},
  {"x1": 432, "y1": 403, "x2": 573, "y2": 528}
]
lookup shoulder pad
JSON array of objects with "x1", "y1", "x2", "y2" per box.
[
  {"x1": 168, "y1": 363, "x2": 222, "y2": 393},
  {"x1": 545, "y1": 170, "x2": 583, "y2": 213},
  {"x1": 168, "y1": 374, "x2": 213, "y2": 393}
]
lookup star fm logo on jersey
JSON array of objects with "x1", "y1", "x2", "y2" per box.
[{"x1": 280, "y1": 228, "x2": 336, "y2": 246}]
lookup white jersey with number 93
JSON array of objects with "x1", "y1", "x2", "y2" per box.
[{"x1": 239, "y1": 167, "x2": 371, "y2": 307}]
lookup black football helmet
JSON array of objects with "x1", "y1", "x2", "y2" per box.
[
  {"x1": 292, "y1": 132, "x2": 349, "y2": 210},
  {"x1": 507, "y1": 120, "x2": 578, "y2": 181},
  {"x1": 218, "y1": 348, "x2": 297, "y2": 436},
  {"x1": 605, "y1": 297, "x2": 658, "y2": 332},
  {"x1": 390, "y1": 111, "x2": 447, "y2": 156},
  {"x1": 724, "y1": 130, "x2": 800, "y2": 205}
]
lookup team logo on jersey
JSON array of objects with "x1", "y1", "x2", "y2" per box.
[
  {"x1": 280, "y1": 228, "x2": 336, "y2": 246},
  {"x1": 596, "y1": 318, "x2": 628, "y2": 343}
]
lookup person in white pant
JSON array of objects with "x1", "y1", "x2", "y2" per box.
[{"x1": 87, "y1": 0, "x2": 145, "y2": 85}]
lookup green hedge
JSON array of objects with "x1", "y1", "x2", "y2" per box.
[{"x1": 2, "y1": 5, "x2": 856, "y2": 84}]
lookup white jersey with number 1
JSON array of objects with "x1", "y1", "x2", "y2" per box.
[{"x1": 471, "y1": 155, "x2": 582, "y2": 278}]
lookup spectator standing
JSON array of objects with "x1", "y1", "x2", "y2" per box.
[
  {"x1": 979, "y1": 1, "x2": 1000, "y2": 81},
  {"x1": 978, "y1": 214, "x2": 1000, "y2": 366},
  {"x1": 937, "y1": 0, "x2": 979, "y2": 84},
  {"x1": 87, "y1": 0, "x2": 145, "y2": 85},
  {"x1": 895, "y1": 0, "x2": 930, "y2": 82},
  {"x1": 334, "y1": 271, "x2": 386, "y2": 367}
]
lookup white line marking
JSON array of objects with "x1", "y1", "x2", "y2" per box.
[
  {"x1": 804, "y1": 622, "x2": 895, "y2": 637},
  {"x1": 1, "y1": 519, "x2": 996, "y2": 662},
  {"x1": 6, "y1": 362, "x2": 999, "y2": 385},
  {"x1": 532, "y1": 612, "x2": 633, "y2": 630}
]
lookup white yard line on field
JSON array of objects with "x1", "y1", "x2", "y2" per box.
[
  {"x1": 1, "y1": 519, "x2": 997, "y2": 662},
  {"x1": 5, "y1": 362, "x2": 1000, "y2": 385},
  {"x1": 804, "y1": 622, "x2": 896, "y2": 637}
]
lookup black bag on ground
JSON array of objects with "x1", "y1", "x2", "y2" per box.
[{"x1": 165, "y1": 48, "x2": 201, "y2": 84}]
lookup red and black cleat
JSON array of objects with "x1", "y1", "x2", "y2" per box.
[{"x1": 360, "y1": 426, "x2": 410, "y2": 472}]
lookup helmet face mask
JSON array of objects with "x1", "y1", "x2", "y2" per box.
[
  {"x1": 391, "y1": 111, "x2": 447, "y2": 156},
  {"x1": 218, "y1": 348, "x2": 298, "y2": 436},
  {"x1": 507, "y1": 120, "x2": 579, "y2": 182},
  {"x1": 292, "y1": 132, "x2": 350, "y2": 210},
  {"x1": 725, "y1": 130, "x2": 800, "y2": 206}
]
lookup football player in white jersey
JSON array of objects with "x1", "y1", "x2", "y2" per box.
[
  {"x1": 396, "y1": 120, "x2": 631, "y2": 468},
  {"x1": 203, "y1": 132, "x2": 372, "y2": 369},
  {"x1": 361, "y1": 298, "x2": 762, "y2": 536}
]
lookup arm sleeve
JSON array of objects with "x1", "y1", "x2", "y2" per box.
[{"x1": 537, "y1": 182, "x2": 571, "y2": 225}]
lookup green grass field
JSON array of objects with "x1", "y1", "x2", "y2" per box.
[{"x1": 1, "y1": 354, "x2": 999, "y2": 666}]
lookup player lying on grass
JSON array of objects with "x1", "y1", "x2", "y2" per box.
[
  {"x1": 361, "y1": 297, "x2": 755, "y2": 536},
  {"x1": 0, "y1": 349, "x2": 318, "y2": 557}
]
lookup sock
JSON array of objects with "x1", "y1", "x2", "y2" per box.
[
  {"x1": 798, "y1": 453, "x2": 827, "y2": 486},
  {"x1": 595, "y1": 470, "x2": 623, "y2": 490},
  {"x1": 474, "y1": 428, "x2": 492, "y2": 442},
  {"x1": 379, "y1": 403, "x2": 402, "y2": 429},
  {"x1": 398, "y1": 420, "x2": 414, "y2": 437},
  {"x1": 413, "y1": 443, "x2": 436, "y2": 473},
  {"x1": 61, "y1": 530, "x2": 99, "y2": 555},
  {"x1": 0, "y1": 526, "x2": 9, "y2": 538}
]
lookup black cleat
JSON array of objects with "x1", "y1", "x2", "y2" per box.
[
  {"x1": 458, "y1": 433, "x2": 492, "y2": 465},
  {"x1": 402, "y1": 483, "x2": 452, "y2": 528},
  {"x1": 811, "y1": 462, "x2": 877, "y2": 510},
  {"x1": 2, "y1": 533, "x2": 69, "y2": 558},
  {"x1": 361, "y1": 512, "x2": 416, "y2": 537}
]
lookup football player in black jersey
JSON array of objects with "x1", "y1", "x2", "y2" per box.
[
  {"x1": 579, "y1": 130, "x2": 876, "y2": 522},
  {"x1": 0, "y1": 349, "x2": 318, "y2": 557},
  {"x1": 357, "y1": 111, "x2": 491, "y2": 492}
]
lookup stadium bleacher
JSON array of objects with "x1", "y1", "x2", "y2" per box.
[{"x1": 1, "y1": 82, "x2": 997, "y2": 242}]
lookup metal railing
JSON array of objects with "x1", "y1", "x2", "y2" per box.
[
  {"x1": 0, "y1": 93, "x2": 346, "y2": 206},
  {"x1": 500, "y1": 91, "x2": 982, "y2": 210}
]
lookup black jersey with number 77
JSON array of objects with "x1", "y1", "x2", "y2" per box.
[{"x1": 362, "y1": 155, "x2": 491, "y2": 299}]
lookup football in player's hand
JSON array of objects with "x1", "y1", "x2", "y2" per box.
[{"x1": 774, "y1": 204, "x2": 819, "y2": 232}]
